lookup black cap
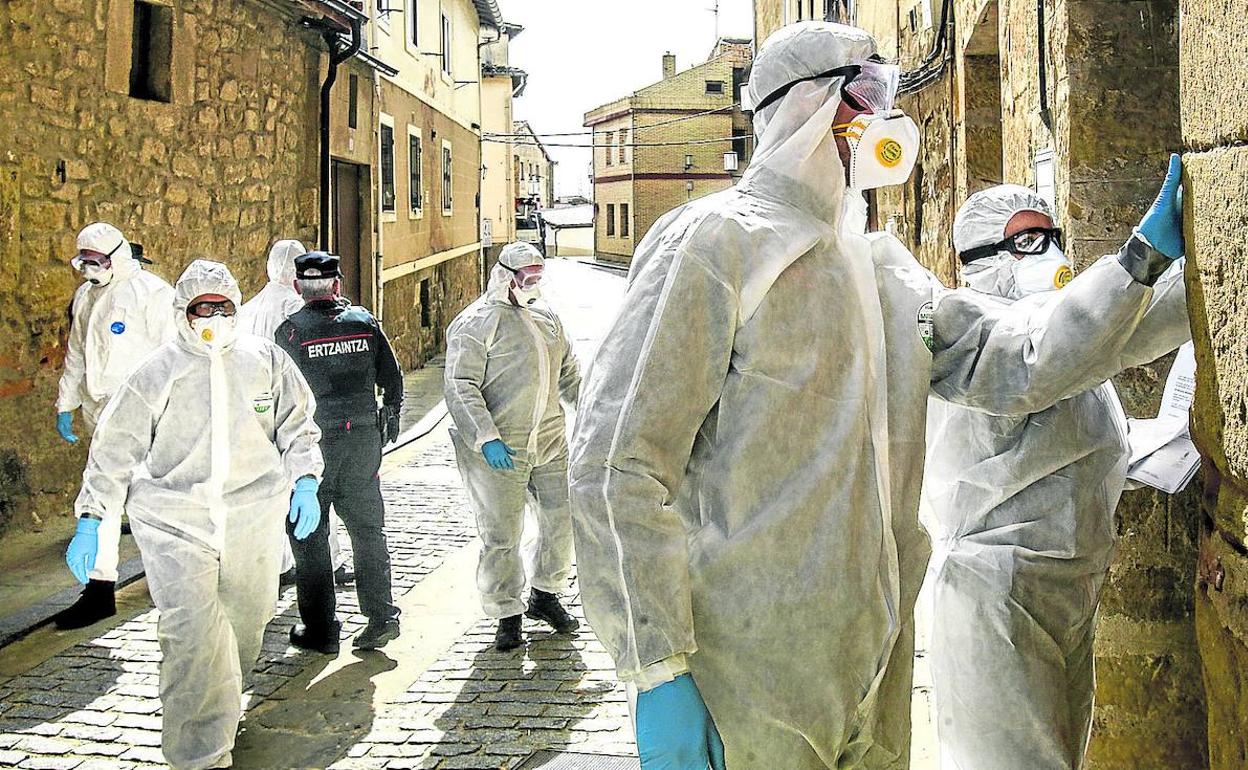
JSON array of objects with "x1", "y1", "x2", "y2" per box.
[{"x1": 295, "y1": 251, "x2": 341, "y2": 280}]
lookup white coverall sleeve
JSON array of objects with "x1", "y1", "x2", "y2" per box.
[
  {"x1": 272, "y1": 347, "x2": 323, "y2": 484},
  {"x1": 1118, "y1": 258, "x2": 1191, "y2": 366},
  {"x1": 74, "y1": 381, "x2": 156, "y2": 525},
  {"x1": 931, "y1": 253, "x2": 1160, "y2": 416},
  {"x1": 569, "y1": 249, "x2": 738, "y2": 681},
  {"x1": 557, "y1": 319, "x2": 581, "y2": 407},
  {"x1": 56, "y1": 291, "x2": 88, "y2": 413},
  {"x1": 444, "y1": 323, "x2": 503, "y2": 450}
]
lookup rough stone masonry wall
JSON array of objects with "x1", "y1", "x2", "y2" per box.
[
  {"x1": 0, "y1": 0, "x2": 321, "y2": 533},
  {"x1": 383, "y1": 253, "x2": 480, "y2": 372},
  {"x1": 1180, "y1": 0, "x2": 1248, "y2": 764}
]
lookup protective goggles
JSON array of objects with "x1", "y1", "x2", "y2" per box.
[
  {"x1": 186, "y1": 299, "x2": 238, "y2": 318},
  {"x1": 748, "y1": 60, "x2": 900, "y2": 116},
  {"x1": 959, "y1": 226, "x2": 1065, "y2": 264},
  {"x1": 501, "y1": 263, "x2": 543, "y2": 289},
  {"x1": 70, "y1": 240, "x2": 123, "y2": 271}
]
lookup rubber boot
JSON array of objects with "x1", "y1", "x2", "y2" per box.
[
  {"x1": 53, "y1": 579, "x2": 117, "y2": 630},
  {"x1": 289, "y1": 620, "x2": 341, "y2": 654}
]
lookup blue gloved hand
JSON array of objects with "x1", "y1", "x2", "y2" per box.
[
  {"x1": 289, "y1": 476, "x2": 321, "y2": 541},
  {"x1": 635, "y1": 674, "x2": 726, "y2": 770},
  {"x1": 336, "y1": 306, "x2": 372, "y2": 324},
  {"x1": 56, "y1": 411, "x2": 78, "y2": 444},
  {"x1": 1137, "y1": 153, "x2": 1184, "y2": 259},
  {"x1": 65, "y1": 517, "x2": 101, "y2": 584},
  {"x1": 481, "y1": 439, "x2": 515, "y2": 470}
]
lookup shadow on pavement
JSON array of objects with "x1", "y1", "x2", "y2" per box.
[{"x1": 233, "y1": 650, "x2": 398, "y2": 769}]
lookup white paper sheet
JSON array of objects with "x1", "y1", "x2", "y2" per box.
[{"x1": 1125, "y1": 342, "x2": 1200, "y2": 493}]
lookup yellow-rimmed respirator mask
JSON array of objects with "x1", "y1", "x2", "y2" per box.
[{"x1": 833, "y1": 110, "x2": 920, "y2": 191}]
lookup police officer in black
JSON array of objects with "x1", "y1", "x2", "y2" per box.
[{"x1": 277, "y1": 252, "x2": 404, "y2": 652}]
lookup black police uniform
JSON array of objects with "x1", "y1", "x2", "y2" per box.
[{"x1": 276, "y1": 282, "x2": 404, "y2": 636}]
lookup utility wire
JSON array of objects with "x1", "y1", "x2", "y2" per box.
[
  {"x1": 486, "y1": 103, "x2": 743, "y2": 139},
  {"x1": 484, "y1": 135, "x2": 751, "y2": 149}
]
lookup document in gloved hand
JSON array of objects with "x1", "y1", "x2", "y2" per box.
[{"x1": 1125, "y1": 342, "x2": 1199, "y2": 494}]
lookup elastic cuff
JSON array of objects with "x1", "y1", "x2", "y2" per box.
[
  {"x1": 629, "y1": 654, "x2": 691, "y2": 692},
  {"x1": 1119, "y1": 231, "x2": 1175, "y2": 286}
]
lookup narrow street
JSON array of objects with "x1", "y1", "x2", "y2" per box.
[{"x1": 0, "y1": 258, "x2": 936, "y2": 769}]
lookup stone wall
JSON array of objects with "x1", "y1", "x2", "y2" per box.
[
  {"x1": 0, "y1": 0, "x2": 327, "y2": 533},
  {"x1": 1181, "y1": 0, "x2": 1248, "y2": 763},
  {"x1": 383, "y1": 252, "x2": 480, "y2": 371}
]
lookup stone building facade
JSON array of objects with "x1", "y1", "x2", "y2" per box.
[
  {"x1": 0, "y1": 0, "x2": 377, "y2": 533},
  {"x1": 1181, "y1": 0, "x2": 1248, "y2": 766},
  {"x1": 480, "y1": 21, "x2": 525, "y2": 263},
  {"x1": 754, "y1": 1, "x2": 1211, "y2": 767},
  {"x1": 512, "y1": 120, "x2": 555, "y2": 220},
  {"x1": 584, "y1": 39, "x2": 754, "y2": 263}
]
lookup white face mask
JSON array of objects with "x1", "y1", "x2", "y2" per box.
[
  {"x1": 81, "y1": 264, "x2": 113, "y2": 286},
  {"x1": 964, "y1": 245, "x2": 1074, "y2": 300},
  {"x1": 191, "y1": 315, "x2": 238, "y2": 352},
  {"x1": 1013, "y1": 245, "x2": 1074, "y2": 296},
  {"x1": 837, "y1": 110, "x2": 920, "y2": 191},
  {"x1": 512, "y1": 284, "x2": 542, "y2": 307}
]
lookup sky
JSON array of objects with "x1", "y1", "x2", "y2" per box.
[{"x1": 502, "y1": 0, "x2": 755, "y2": 198}]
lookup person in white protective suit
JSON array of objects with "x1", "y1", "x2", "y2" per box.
[
  {"x1": 54, "y1": 222, "x2": 175, "y2": 630},
  {"x1": 64, "y1": 260, "x2": 324, "y2": 770},
  {"x1": 238, "y1": 238, "x2": 351, "y2": 586},
  {"x1": 444, "y1": 241, "x2": 582, "y2": 652},
  {"x1": 923, "y1": 183, "x2": 1190, "y2": 770},
  {"x1": 567, "y1": 21, "x2": 1191, "y2": 770}
]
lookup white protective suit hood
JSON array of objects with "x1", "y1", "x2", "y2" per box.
[
  {"x1": 174, "y1": 260, "x2": 244, "y2": 354},
  {"x1": 238, "y1": 240, "x2": 307, "y2": 339},
  {"x1": 742, "y1": 22, "x2": 877, "y2": 225},
  {"x1": 75, "y1": 222, "x2": 141, "y2": 285},
  {"x1": 486, "y1": 241, "x2": 545, "y2": 305},
  {"x1": 954, "y1": 185, "x2": 1070, "y2": 299}
]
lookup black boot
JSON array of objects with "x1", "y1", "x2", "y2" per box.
[
  {"x1": 354, "y1": 618, "x2": 400, "y2": 650},
  {"x1": 289, "y1": 620, "x2": 341, "y2": 654},
  {"x1": 53, "y1": 579, "x2": 117, "y2": 630},
  {"x1": 334, "y1": 565, "x2": 355, "y2": 586},
  {"x1": 525, "y1": 589, "x2": 580, "y2": 634},
  {"x1": 494, "y1": 615, "x2": 523, "y2": 652}
]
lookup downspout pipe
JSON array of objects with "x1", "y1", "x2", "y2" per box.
[
  {"x1": 320, "y1": 18, "x2": 363, "y2": 251},
  {"x1": 1037, "y1": 0, "x2": 1053, "y2": 131}
]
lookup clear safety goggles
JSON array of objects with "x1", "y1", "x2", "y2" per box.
[
  {"x1": 748, "y1": 59, "x2": 901, "y2": 116},
  {"x1": 186, "y1": 298, "x2": 238, "y2": 318},
  {"x1": 501, "y1": 263, "x2": 544, "y2": 289},
  {"x1": 70, "y1": 240, "x2": 122, "y2": 271},
  {"x1": 959, "y1": 227, "x2": 1065, "y2": 264}
]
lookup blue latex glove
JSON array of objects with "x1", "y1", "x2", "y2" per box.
[
  {"x1": 289, "y1": 476, "x2": 321, "y2": 541},
  {"x1": 336, "y1": 306, "x2": 371, "y2": 324},
  {"x1": 635, "y1": 674, "x2": 726, "y2": 770},
  {"x1": 56, "y1": 411, "x2": 78, "y2": 444},
  {"x1": 65, "y1": 517, "x2": 101, "y2": 584},
  {"x1": 481, "y1": 439, "x2": 515, "y2": 470},
  {"x1": 1137, "y1": 153, "x2": 1184, "y2": 259}
]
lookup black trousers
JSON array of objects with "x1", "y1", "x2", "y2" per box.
[{"x1": 287, "y1": 426, "x2": 398, "y2": 632}]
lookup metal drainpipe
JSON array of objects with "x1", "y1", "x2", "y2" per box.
[
  {"x1": 369, "y1": 3, "x2": 384, "y2": 320},
  {"x1": 319, "y1": 18, "x2": 363, "y2": 251},
  {"x1": 1037, "y1": 0, "x2": 1053, "y2": 131}
]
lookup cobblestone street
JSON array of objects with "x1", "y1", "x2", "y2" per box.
[{"x1": 0, "y1": 259, "x2": 934, "y2": 769}]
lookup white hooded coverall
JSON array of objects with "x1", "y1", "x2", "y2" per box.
[
  {"x1": 444, "y1": 243, "x2": 581, "y2": 618},
  {"x1": 75, "y1": 260, "x2": 323, "y2": 770},
  {"x1": 568, "y1": 21, "x2": 1188, "y2": 769},
  {"x1": 58, "y1": 222, "x2": 175, "y2": 582},
  {"x1": 923, "y1": 187, "x2": 1192, "y2": 770}
]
